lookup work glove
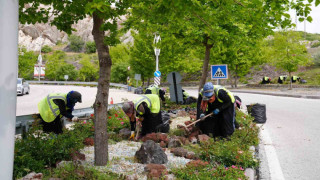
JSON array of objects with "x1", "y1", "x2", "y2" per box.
[
  {"x1": 213, "y1": 109, "x2": 220, "y2": 115},
  {"x1": 129, "y1": 131, "x2": 135, "y2": 140},
  {"x1": 200, "y1": 113, "x2": 205, "y2": 120},
  {"x1": 72, "y1": 116, "x2": 79, "y2": 122}
]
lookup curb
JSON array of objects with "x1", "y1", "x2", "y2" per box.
[{"x1": 231, "y1": 90, "x2": 320, "y2": 99}]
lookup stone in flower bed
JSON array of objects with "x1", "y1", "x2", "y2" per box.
[
  {"x1": 83, "y1": 137, "x2": 94, "y2": 146},
  {"x1": 141, "y1": 133, "x2": 169, "y2": 144},
  {"x1": 144, "y1": 164, "x2": 168, "y2": 179},
  {"x1": 186, "y1": 160, "x2": 209, "y2": 168},
  {"x1": 135, "y1": 140, "x2": 168, "y2": 164}
]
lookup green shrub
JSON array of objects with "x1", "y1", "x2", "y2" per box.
[
  {"x1": 172, "y1": 164, "x2": 247, "y2": 180},
  {"x1": 85, "y1": 41, "x2": 96, "y2": 53},
  {"x1": 313, "y1": 51, "x2": 320, "y2": 66},
  {"x1": 47, "y1": 162, "x2": 124, "y2": 179},
  {"x1": 41, "y1": 45, "x2": 52, "y2": 53},
  {"x1": 13, "y1": 123, "x2": 88, "y2": 178},
  {"x1": 55, "y1": 64, "x2": 78, "y2": 81},
  {"x1": 111, "y1": 62, "x2": 130, "y2": 83},
  {"x1": 68, "y1": 35, "x2": 85, "y2": 52},
  {"x1": 311, "y1": 41, "x2": 320, "y2": 48}
]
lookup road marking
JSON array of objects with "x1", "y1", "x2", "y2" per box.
[{"x1": 260, "y1": 127, "x2": 285, "y2": 180}]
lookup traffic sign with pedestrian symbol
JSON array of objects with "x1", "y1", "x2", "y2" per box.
[
  {"x1": 154, "y1": 70, "x2": 161, "y2": 77},
  {"x1": 211, "y1": 65, "x2": 228, "y2": 79}
]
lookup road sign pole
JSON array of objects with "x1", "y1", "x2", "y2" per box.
[
  {"x1": 0, "y1": 0, "x2": 18, "y2": 179},
  {"x1": 156, "y1": 54, "x2": 159, "y2": 71}
]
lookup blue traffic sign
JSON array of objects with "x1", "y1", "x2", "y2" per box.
[
  {"x1": 154, "y1": 70, "x2": 161, "y2": 77},
  {"x1": 211, "y1": 65, "x2": 228, "y2": 79}
]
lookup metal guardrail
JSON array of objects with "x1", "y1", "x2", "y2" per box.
[
  {"x1": 16, "y1": 103, "x2": 123, "y2": 135},
  {"x1": 27, "y1": 80, "x2": 129, "y2": 89}
]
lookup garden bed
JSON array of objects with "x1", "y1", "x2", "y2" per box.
[{"x1": 14, "y1": 103, "x2": 259, "y2": 180}]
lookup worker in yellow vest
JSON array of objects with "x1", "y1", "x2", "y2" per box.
[
  {"x1": 145, "y1": 84, "x2": 166, "y2": 103},
  {"x1": 122, "y1": 94, "x2": 169, "y2": 139},
  {"x1": 38, "y1": 91, "x2": 82, "y2": 134},
  {"x1": 196, "y1": 82, "x2": 236, "y2": 138}
]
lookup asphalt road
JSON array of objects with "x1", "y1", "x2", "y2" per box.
[
  {"x1": 17, "y1": 85, "x2": 320, "y2": 179},
  {"x1": 16, "y1": 85, "x2": 141, "y2": 116}
]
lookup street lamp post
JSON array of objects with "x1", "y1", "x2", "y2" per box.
[{"x1": 154, "y1": 34, "x2": 161, "y2": 85}]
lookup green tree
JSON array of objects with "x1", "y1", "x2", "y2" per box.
[
  {"x1": 20, "y1": 0, "x2": 131, "y2": 165},
  {"x1": 68, "y1": 35, "x2": 85, "y2": 52},
  {"x1": 18, "y1": 48, "x2": 37, "y2": 80},
  {"x1": 109, "y1": 44, "x2": 130, "y2": 83},
  {"x1": 79, "y1": 55, "x2": 99, "y2": 82},
  {"x1": 267, "y1": 31, "x2": 312, "y2": 89},
  {"x1": 56, "y1": 64, "x2": 78, "y2": 81},
  {"x1": 128, "y1": 0, "x2": 318, "y2": 91},
  {"x1": 45, "y1": 51, "x2": 66, "y2": 81}
]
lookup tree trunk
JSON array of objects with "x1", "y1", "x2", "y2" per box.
[
  {"x1": 198, "y1": 42, "x2": 213, "y2": 92},
  {"x1": 92, "y1": 13, "x2": 111, "y2": 166},
  {"x1": 147, "y1": 78, "x2": 150, "y2": 86},
  {"x1": 289, "y1": 72, "x2": 292, "y2": 90},
  {"x1": 234, "y1": 66, "x2": 238, "y2": 88}
]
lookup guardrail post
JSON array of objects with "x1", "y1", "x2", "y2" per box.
[{"x1": 0, "y1": 0, "x2": 18, "y2": 179}]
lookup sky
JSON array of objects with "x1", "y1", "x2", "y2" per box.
[{"x1": 289, "y1": 4, "x2": 320, "y2": 34}]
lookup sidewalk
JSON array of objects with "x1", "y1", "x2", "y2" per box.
[{"x1": 183, "y1": 85, "x2": 320, "y2": 99}]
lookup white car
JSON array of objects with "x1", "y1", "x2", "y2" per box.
[{"x1": 17, "y1": 78, "x2": 30, "y2": 96}]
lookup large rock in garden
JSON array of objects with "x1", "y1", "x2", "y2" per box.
[
  {"x1": 144, "y1": 164, "x2": 168, "y2": 179},
  {"x1": 135, "y1": 140, "x2": 168, "y2": 164},
  {"x1": 119, "y1": 128, "x2": 131, "y2": 139}
]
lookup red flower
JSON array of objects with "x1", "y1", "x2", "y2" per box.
[
  {"x1": 108, "y1": 116, "x2": 111, "y2": 119},
  {"x1": 115, "y1": 113, "x2": 118, "y2": 117},
  {"x1": 90, "y1": 114, "x2": 94, "y2": 117}
]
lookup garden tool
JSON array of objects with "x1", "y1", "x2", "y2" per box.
[{"x1": 178, "y1": 112, "x2": 214, "y2": 135}]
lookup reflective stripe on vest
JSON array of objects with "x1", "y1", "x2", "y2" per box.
[
  {"x1": 133, "y1": 94, "x2": 160, "y2": 115},
  {"x1": 214, "y1": 87, "x2": 235, "y2": 103},
  {"x1": 264, "y1": 77, "x2": 269, "y2": 81},
  {"x1": 280, "y1": 76, "x2": 283, "y2": 80},
  {"x1": 38, "y1": 93, "x2": 67, "y2": 123}
]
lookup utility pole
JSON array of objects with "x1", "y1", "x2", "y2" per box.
[{"x1": 0, "y1": 0, "x2": 18, "y2": 179}]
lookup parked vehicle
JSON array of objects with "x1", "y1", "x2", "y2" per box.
[{"x1": 17, "y1": 78, "x2": 30, "y2": 95}]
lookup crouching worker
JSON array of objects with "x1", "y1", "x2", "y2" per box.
[
  {"x1": 196, "y1": 82, "x2": 235, "y2": 138},
  {"x1": 122, "y1": 94, "x2": 170, "y2": 140},
  {"x1": 261, "y1": 76, "x2": 271, "y2": 84},
  {"x1": 145, "y1": 84, "x2": 166, "y2": 104},
  {"x1": 38, "y1": 91, "x2": 82, "y2": 134},
  {"x1": 182, "y1": 89, "x2": 197, "y2": 104}
]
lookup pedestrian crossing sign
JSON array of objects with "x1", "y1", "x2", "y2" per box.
[{"x1": 211, "y1": 65, "x2": 228, "y2": 79}]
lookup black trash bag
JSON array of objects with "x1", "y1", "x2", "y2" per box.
[
  {"x1": 184, "y1": 97, "x2": 197, "y2": 105},
  {"x1": 156, "y1": 111, "x2": 170, "y2": 133},
  {"x1": 134, "y1": 87, "x2": 144, "y2": 94},
  {"x1": 247, "y1": 103, "x2": 267, "y2": 124}
]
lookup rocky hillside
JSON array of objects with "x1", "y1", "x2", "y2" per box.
[{"x1": 19, "y1": 16, "x2": 132, "y2": 51}]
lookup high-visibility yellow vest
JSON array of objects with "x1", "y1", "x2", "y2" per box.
[
  {"x1": 133, "y1": 94, "x2": 160, "y2": 115},
  {"x1": 264, "y1": 77, "x2": 269, "y2": 81},
  {"x1": 183, "y1": 91, "x2": 190, "y2": 99},
  {"x1": 293, "y1": 76, "x2": 298, "y2": 81},
  {"x1": 280, "y1": 76, "x2": 284, "y2": 81},
  {"x1": 38, "y1": 93, "x2": 68, "y2": 123},
  {"x1": 214, "y1": 87, "x2": 235, "y2": 103},
  {"x1": 147, "y1": 85, "x2": 160, "y2": 96}
]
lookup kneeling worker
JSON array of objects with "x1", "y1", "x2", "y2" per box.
[
  {"x1": 122, "y1": 94, "x2": 169, "y2": 140},
  {"x1": 145, "y1": 84, "x2": 166, "y2": 104},
  {"x1": 38, "y1": 91, "x2": 82, "y2": 134},
  {"x1": 196, "y1": 82, "x2": 235, "y2": 138}
]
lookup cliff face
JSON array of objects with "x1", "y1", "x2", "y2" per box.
[{"x1": 18, "y1": 15, "x2": 133, "y2": 51}]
